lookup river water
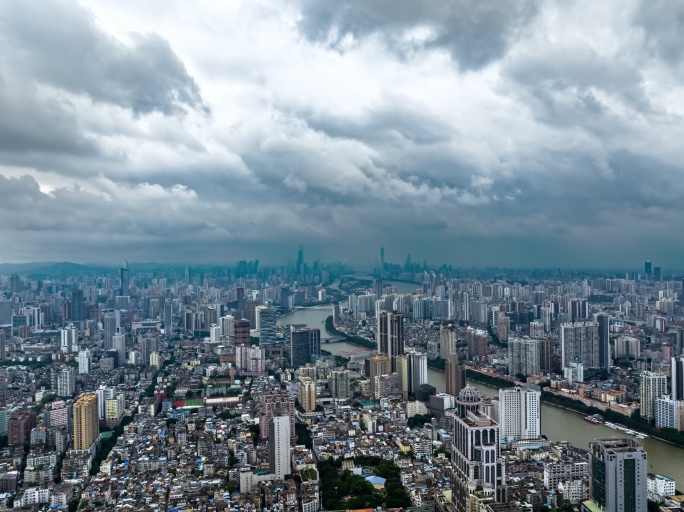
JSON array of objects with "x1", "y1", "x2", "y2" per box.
[
  {"x1": 278, "y1": 308, "x2": 684, "y2": 485},
  {"x1": 324, "y1": 339, "x2": 684, "y2": 486}
]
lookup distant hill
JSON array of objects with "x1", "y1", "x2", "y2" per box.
[{"x1": 0, "y1": 261, "x2": 115, "y2": 277}]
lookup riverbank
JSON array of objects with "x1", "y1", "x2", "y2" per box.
[
  {"x1": 466, "y1": 369, "x2": 684, "y2": 450},
  {"x1": 324, "y1": 316, "x2": 377, "y2": 350}
]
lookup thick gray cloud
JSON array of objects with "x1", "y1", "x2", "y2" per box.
[
  {"x1": 0, "y1": 0, "x2": 683, "y2": 270},
  {"x1": 0, "y1": 0, "x2": 206, "y2": 116},
  {"x1": 296, "y1": 0, "x2": 539, "y2": 71}
]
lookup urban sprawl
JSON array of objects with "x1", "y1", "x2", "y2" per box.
[{"x1": 1, "y1": 255, "x2": 683, "y2": 512}]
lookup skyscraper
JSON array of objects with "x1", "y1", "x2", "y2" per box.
[
  {"x1": 466, "y1": 327, "x2": 488, "y2": 361},
  {"x1": 256, "y1": 307, "x2": 277, "y2": 346},
  {"x1": 290, "y1": 327, "x2": 320, "y2": 368},
  {"x1": 112, "y1": 331, "x2": 126, "y2": 367},
  {"x1": 589, "y1": 438, "x2": 647, "y2": 512},
  {"x1": 653, "y1": 266, "x2": 662, "y2": 281},
  {"x1": 644, "y1": 261, "x2": 652, "y2": 277},
  {"x1": 495, "y1": 387, "x2": 541, "y2": 444},
  {"x1": 368, "y1": 354, "x2": 391, "y2": 394},
  {"x1": 120, "y1": 259, "x2": 129, "y2": 296},
  {"x1": 331, "y1": 370, "x2": 350, "y2": 399},
  {"x1": 561, "y1": 322, "x2": 599, "y2": 368},
  {"x1": 61, "y1": 324, "x2": 78, "y2": 354},
  {"x1": 0, "y1": 300, "x2": 12, "y2": 325},
  {"x1": 508, "y1": 338, "x2": 540, "y2": 377},
  {"x1": 234, "y1": 319, "x2": 251, "y2": 346},
  {"x1": 297, "y1": 376, "x2": 316, "y2": 412},
  {"x1": 451, "y1": 387, "x2": 505, "y2": 511},
  {"x1": 73, "y1": 392, "x2": 99, "y2": 451},
  {"x1": 445, "y1": 354, "x2": 466, "y2": 397},
  {"x1": 410, "y1": 352, "x2": 428, "y2": 396},
  {"x1": 71, "y1": 289, "x2": 84, "y2": 322},
  {"x1": 395, "y1": 354, "x2": 410, "y2": 401},
  {"x1": 102, "y1": 309, "x2": 117, "y2": 350},
  {"x1": 57, "y1": 367, "x2": 75, "y2": 397},
  {"x1": 0, "y1": 331, "x2": 5, "y2": 361},
  {"x1": 164, "y1": 300, "x2": 173, "y2": 335},
  {"x1": 78, "y1": 349, "x2": 91, "y2": 374},
  {"x1": 640, "y1": 372, "x2": 667, "y2": 421},
  {"x1": 269, "y1": 415, "x2": 291, "y2": 480},
  {"x1": 597, "y1": 313, "x2": 610, "y2": 370},
  {"x1": 672, "y1": 356, "x2": 684, "y2": 401},
  {"x1": 376, "y1": 310, "x2": 404, "y2": 372}
]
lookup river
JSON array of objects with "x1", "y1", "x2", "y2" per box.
[
  {"x1": 322, "y1": 339, "x2": 684, "y2": 486},
  {"x1": 277, "y1": 307, "x2": 335, "y2": 340}
]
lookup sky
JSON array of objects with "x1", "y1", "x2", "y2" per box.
[{"x1": 0, "y1": 0, "x2": 683, "y2": 270}]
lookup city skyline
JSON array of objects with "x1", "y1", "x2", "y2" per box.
[{"x1": 1, "y1": 1, "x2": 684, "y2": 268}]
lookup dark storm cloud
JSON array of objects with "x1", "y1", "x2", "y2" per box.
[
  {"x1": 0, "y1": 0, "x2": 207, "y2": 116},
  {"x1": 1, "y1": 0, "x2": 684, "y2": 269},
  {"x1": 635, "y1": 0, "x2": 684, "y2": 64},
  {"x1": 296, "y1": 0, "x2": 539, "y2": 70}
]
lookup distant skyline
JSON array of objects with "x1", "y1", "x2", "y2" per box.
[{"x1": 1, "y1": 1, "x2": 683, "y2": 268}]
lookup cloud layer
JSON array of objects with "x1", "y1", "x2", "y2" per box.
[{"x1": 0, "y1": 0, "x2": 683, "y2": 269}]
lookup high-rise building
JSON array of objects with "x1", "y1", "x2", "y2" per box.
[
  {"x1": 368, "y1": 354, "x2": 391, "y2": 394},
  {"x1": 120, "y1": 260, "x2": 129, "y2": 296},
  {"x1": 10, "y1": 274, "x2": 21, "y2": 294},
  {"x1": 164, "y1": 300, "x2": 173, "y2": 335},
  {"x1": 8, "y1": 409, "x2": 36, "y2": 445},
  {"x1": 73, "y1": 392, "x2": 99, "y2": 451},
  {"x1": 0, "y1": 300, "x2": 12, "y2": 325},
  {"x1": 568, "y1": 298, "x2": 589, "y2": 323},
  {"x1": 71, "y1": 289, "x2": 84, "y2": 322},
  {"x1": 96, "y1": 386, "x2": 115, "y2": 420},
  {"x1": 640, "y1": 372, "x2": 668, "y2": 421},
  {"x1": 445, "y1": 354, "x2": 466, "y2": 396},
  {"x1": 645, "y1": 261, "x2": 652, "y2": 277},
  {"x1": 269, "y1": 415, "x2": 291, "y2": 479},
  {"x1": 140, "y1": 333, "x2": 159, "y2": 366},
  {"x1": 508, "y1": 338, "x2": 540, "y2": 377},
  {"x1": 466, "y1": 327, "x2": 488, "y2": 361},
  {"x1": 439, "y1": 323, "x2": 457, "y2": 359},
  {"x1": 653, "y1": 266, "x2": 662, "y2": 281},
  {"x1": 451, "y1": 387, "x2": 505, "y2": 511},
  {"x1": 561, "y1": 322, "x2": 599, "y2": 368},
  {"x1": 589, "y1": 438, "x2": 647, "y2": 512},
  {"x1": 0, "y1": 331, "x2": 5, "y2": 361},
  {"x1": 495, "y1": 387, "x2": 541, "y2": 444},
  {"x1": 102, "y1": 309, "x2": 117, "y2": 350},
  {"x1": 61, "y1": 324, "x2": 78, "y2": 354},
  {"x1": 105, "y1": 394, "x2": 125, "y2": 427},
  {"x1": 410, "y1": 352, "x2": 428, "y2": 396},
  {"x1": 78, "y1": 349, "x2": 91, "y2": 374},
  {"x1": 673, "y1": 356, "x2": 684, "y2": 401},
  {"x1": 112, "y1": 331, "x2": 126, "y2": 367},
  {"x1": 597, "y1": 313, "x2": 610, "y2": 370},
  {"x1": 331, "y1": 370, "x2": 350, "y2": 399},
  {"x1": 297, "y1": 376, "x2": 316, "y2": 412},
  {"x1": 234, "y1": 319, "x2": 251, "y2": 346},
  {"x1": 376, "y1": 310, "x2": 404, "y2": 372},
  {"x1": 289, "y1": 327, "x2": 320, "y2": 368},
  {"x1": 256, "y1": 307, "x2": 277, "y2": 345},
  {"x1": 539, "y1": 338, "x2": 554, "y2": 373},
  {"x1": 396, "y1": 354, "x2": 410, "y2": 401},
  {"x1": 56, "y1": 367, "x2": 75, "y2": 397},
  {"x1": 655, "y1": 396, "x2": 684, "y2": 430},
  {"x1": 260, "y1": 388, "x2": 295, "y2": 443},
  {"x1": 221, "y1": 315, "x2": 235, "y2": 338}
]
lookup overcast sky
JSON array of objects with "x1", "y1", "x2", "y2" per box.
[{"x1": 1, "y1": 0, "x2": 682, "y2": 270}]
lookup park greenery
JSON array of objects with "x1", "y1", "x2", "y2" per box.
[
  {"x1": 318, "y1": 456, "x2": 410, "y2": 510},
  {"x1": 407, "y1": 413, "x2": 434, "y2": 429}
]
